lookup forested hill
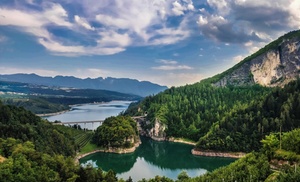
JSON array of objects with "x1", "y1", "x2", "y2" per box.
[
  {"x1": 124, "y1": 30, "x2": 300, "y2": 153},
  {"x1": 126, "y1": 78, "x2": 300, "y2": 153},
  {"x1": 0, "y1": 101, "x2": 77, "y2": 156},
  {"x1": 0, "y1": 101, "x2": 125, "y2": 181}
]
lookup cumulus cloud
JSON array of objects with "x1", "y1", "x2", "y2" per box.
[
  {"x1": 198, "y1": 0, "x2": 300, "y2": 45},
  {"x1": 94, "y1": 0, "x2": 193, "y2": 45},
  {"x1": 172, "y1": 1, "x2": 185, "y2": 16},
  {"x1": 172, "y1": 0, "x2": 195, "y2": 16},
  {"x1": 197, "y1": 14, "x2": 261, "y2": 44}
]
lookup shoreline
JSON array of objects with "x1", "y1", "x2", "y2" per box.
[
  {"x1": 75, "y1": 139, "x2": 141, "y2": 164},
  {"x1": 36, "y1": 109, "x2": 70, "y2": 117},
  {"x1": 168, "y1": 137, "x2": 196, "y2": 146},
  {"x1": 191, "y1": 149, "x2": 246, "y2": 159},
  {"x1": 143, "y1": 133, "x2": 244, "y2": 159},
  {"x1": 37, "y1": 100, "x2": 133, "y2": 117},
  {"x1": 75, "y1": 135, "x2": 245, "y2": 166}
]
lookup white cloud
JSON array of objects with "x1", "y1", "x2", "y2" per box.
[
  {"x1": 207, "y1": 0, "x2": 229, "y2": 15},
  {"x1": 172, "y1": 1, "x2": 185, "y2": 16},
  {"x1": 187, "y1": 4, "x2": 195, "y2": 11},
  {"x1": 0, "y1": 0, "x2": 196, "y2": 57},
  {"x1": 43, "y1": 3, "x2": 72, "y2": 27},
  {"x1": 0, "y1": 8, "x2": 46, "y2": 27},
  {"x1": 232, "y1": 55, "x2": 245, "y2": 63},
  {"x1": 74, "y1": 15, "x2": 95, "y2": 30},
  {"x1": 94, "y1": 0, "x2": 193, "y2": 45},
  {"x1": 0, "y1": 3, "x2": 127, "y2": 56},
  {"x1": 152, "y1": 59, "x2": 193, "y2": 70},
  {"x1": 197, "y1": 15, "x2": 208, "y2": 25},
  {"x1": 152, "y1": 65, "x2": 193, "y2": 70},
  {"x1": 38, "y1": 38, "x2": 125, "y2": 56},
  {"x1": 158, "y1": 59, "x2": 178, "y2": 65},
  {"x1": 172, "y1": 0, "x2": 195, "y2": 16},
  {"x1": 97, "y1": 31, "x2": 131, "y2": 47}
]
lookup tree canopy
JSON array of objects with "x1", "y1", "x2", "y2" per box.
[{"x1": 93, "y1": 116, "x2": 138, "y2": 148}]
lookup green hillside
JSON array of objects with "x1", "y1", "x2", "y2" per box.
[{"x1": 0, "y1": 101, "x2": 121, "y2": 182}]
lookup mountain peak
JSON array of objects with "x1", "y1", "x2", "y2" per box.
[{"x1": 211, "y1": 30, "x2": 300, "y2": 87}]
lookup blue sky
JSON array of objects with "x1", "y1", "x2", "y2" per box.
[{"x1": 0, "y1": 0, "x2": 299, "y2": 87}]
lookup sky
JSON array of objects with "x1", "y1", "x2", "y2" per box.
[{"x1": 0, "y1": 0, "x2": 300, "y2": 87}]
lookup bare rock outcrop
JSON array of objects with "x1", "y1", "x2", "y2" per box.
[{"x1": 214, "y1": 37, "x2": 300, "y2": 87}]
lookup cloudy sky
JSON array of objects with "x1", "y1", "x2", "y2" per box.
[{"x1": 0, "y1": 0, "x2": 299, "y2": 87}]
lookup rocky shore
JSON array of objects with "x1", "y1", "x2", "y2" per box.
[
  {"x1": 75, "y1": 139, "x2": 141, "y2": 164},
  {"x1": 168, "y1": 137, "x2": 196, "y2": 146},
  {"x1": 191, "y1": 149, "x2": 246, "y2": 158}
]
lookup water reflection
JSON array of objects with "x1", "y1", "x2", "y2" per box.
[{"x1": 80, "y1": 137, "x2": 236, "y2": 181}]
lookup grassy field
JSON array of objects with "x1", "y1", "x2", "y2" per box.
[{"x1": 79, "y1": 142, "x2": 103, "y2": 154}]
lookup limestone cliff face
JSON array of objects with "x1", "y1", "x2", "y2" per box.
[
  {"x1": 150, "y1": 118, "x2": 166, "y2": 138},
  {"x1": 214, "y1": 36, "x2": 300, "y2": 87}
]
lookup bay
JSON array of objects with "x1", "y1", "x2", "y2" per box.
[{"x1": 80, "y1": 137, "x2": 236, "y2": 181}]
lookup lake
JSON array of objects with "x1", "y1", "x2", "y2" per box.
[
  {"x1": 46, "y1": 101, "x2": 236, "y2": 181},
  {"x1": 45, "y1": 100, "x2": 132, "y2": 130},
  {"x1": 80, "y1": 137, "x2": 236, "y2": 181}
]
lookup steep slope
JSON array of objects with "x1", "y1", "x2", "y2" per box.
[
  {"x1": 213, "y1": 30, "x2": 300, "y2": 87},
  {"x1": 125, "y1": 30, "x2": 300, "y2": 153},
  {"x1": 0, "y1": 74, "x2": 168, "y2": 97}
]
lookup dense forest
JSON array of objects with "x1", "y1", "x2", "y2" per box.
[
  {"x1": 2, "y1": 97, "x2": 70, "y2": 115},
  {"x1": 125, "y1": 82, "x2": 272, "y2": 143},
  {"x1": 125, "y1": 79, "x2": 300, "y2": 153},
  {"x1": 136, "y1": 129, "x2": 300, "y2": 182},
  {"x1": 93, "y1": 116, "x2": 139, "y2": 148},
  {"x1": 0, "y1": 102, "x2": 77, "y2": 156},
  {"x1": 0, "y1": 87, "x2": 299, "y2": 181},
  {"x1": 196, "y1": 79, "x2": 300, "y2": 152},
  {"x1": 0, "y1": 101, "x2": 125, "y2": 181}
]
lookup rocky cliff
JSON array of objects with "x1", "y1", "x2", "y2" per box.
[{"x1": 214, "y1": 32, "x2": 300, "y2": 87}]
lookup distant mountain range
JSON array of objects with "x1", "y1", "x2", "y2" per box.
[{"x1": 0, "y1": 74, "x2": 168, "y2": 97}]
